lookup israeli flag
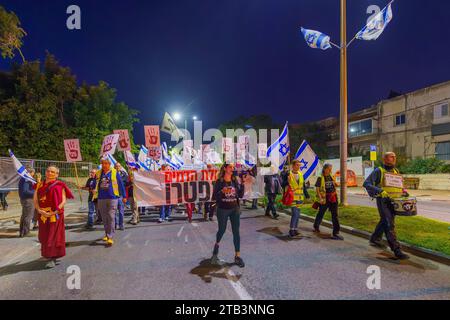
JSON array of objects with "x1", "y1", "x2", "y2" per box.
[
  {"x1": 172, "y1": 152, "x2": 184, "y2": 169},
  {"x1": 293, "y1": 140, "x2": 319, "y2": 180},
  {"x1": 161, "y1": 142, "x2": 180, "y2": 170},
  {"x1": 138, "y1": 146, "x2": 150, "y2": 171},
  {"x1": 8, "y1": 150, "x2": 36, "y2": 184},
  {"x1": 300, "y1": 27, "x2": 332, "y2": 50},
  {"x1": 267, "y1": 122, "x2": 290, "y2": 171},
  {"x1": 356, "y1": 2, "x2": 393, "y2": 41},
  {"x1": 106, "y1": 153, "x2": 117, "y2": 166},
  {"x1": 124, "y1": 151, "x2": 140, "y2": 170}
]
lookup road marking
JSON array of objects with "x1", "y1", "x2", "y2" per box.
[
  {"x1": 192, "y1": 223, "x2": 199, "y2": 228},
  {"x1": 125, "y1": 240, "x2": 133, "y2": 248},
  {"x1": 144, "y1": 240, "x2": 149, "y2": 246},
  {"x1": 177, "y1": 226, "x2": 185, "y2": 238},
  {"x1": 123, "y1": 233, "x2": 130, "y2": 240},
  {"x1": 184, "y1": 235, "x2": 188, "y2": 243},
  {"x1": 225, "y1": 269, "x2": 253, "y2": 300}
]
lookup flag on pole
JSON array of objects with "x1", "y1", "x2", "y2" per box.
[
  {"x1": 161, "y1": 142, "x2": 181, "y2": 170},
  {"x1": 300, "y1": 27, "x2": 332, "y2": 50},
  {"x1": 124, "y1": 151, "x2": 140, "y2": 170},
  {"x1": 161, "y1": 112, "x2": 184, "y2": 141},
  {"x1": 356, "y1": 2, "x2": 393, "y2": 41},
  {"x1": 266, "y1": 122, "x2": 290, "y2": 171},
  {"x1": 293, "y1": 140, "x2": 319, "y2": 180},
  {"x1": 172, "y1": 152, "x2": 184, "y2": 169},
  {"x1": 138, "y1": 146, "x2": 150, "y2": 171},
  {"x1": 8, "y1": 150, "x2": 36, "y2": 184}
]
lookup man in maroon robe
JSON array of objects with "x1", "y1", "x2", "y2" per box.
[{"x1": 34, "y1": 166, "x2": 74, "y2": 268}]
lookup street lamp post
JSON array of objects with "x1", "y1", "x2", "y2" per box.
[{"x1": 340, "y1": 0, "x2": 348, "y2": 206}]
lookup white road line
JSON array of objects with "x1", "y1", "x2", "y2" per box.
[
  {"x1": 184, "y1": 235, "x2": 188, "y2": 243},
  {"x1": 191, "y1": 223, "x2": 199, "y2": 227},
  {"x1": 123, "y1": 233, "x2": 131, "y2": 240},
  {"x1": 225, "y1": 269, "x2": 253, "y2": 300},
  {"x1": 144, "y1": 240, "x2": 149, "y2": 246},
  {"x1": 125, "y1": 240, "x2": 133, "y2": 248},
  {"x1": 177, "y1": 226, "x2": 185, "y2": 238}
]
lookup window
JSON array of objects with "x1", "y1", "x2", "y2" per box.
[
  {"x1": 394, "y1": 113, "x2": 406, "y2": 126},
  {"x1": 434, "y1": 103, "x2": 449, "y2": 119},
  {"x1": 436, "y1": 141, "x2": 450, "y2": 160},
  {"x1": 349, "y1": 119, "x2": 373, "y2": 138}
]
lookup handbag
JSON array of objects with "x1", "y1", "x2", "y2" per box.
[
  {"x1": 282, "y1": 186, "x2": 294, "y2": 206},
  {"x1": 312, "y1": 201, "x2": 320, "y2": 210}
]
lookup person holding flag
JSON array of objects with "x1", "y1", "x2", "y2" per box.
[
  {"x1": 93, "y1": 156, "x2": 127, "y2": 246},
  {"x1": 34, "y1": 166, "x2": 74, "y2": 268},
  {"x1": 18, "y1": 167, "x2": 36, "y2": 237}
]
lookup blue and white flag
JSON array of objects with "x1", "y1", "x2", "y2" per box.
[
  {"x1": 124, "y1": 151, "x2": 140, "y2": 170},
  {"x1": 138, "y1": 146, "x2": 150, "y2": 171},
  {"x1": 8, "y1": 150, "x2": 36, "y2": 184},
  {"x1": 356, "y1": 2, "x2": 393, "y2": 41},
  {"x1": 266, "y1": 122, "x2": 290, "y2": 171},
  {"x1": 300, "y1": 27, "x2": 332, "y2": 50},
  {"x1": 293, "y1": 140, "x2": 319, "y2": 180},
  {"x1": 172, "y1": 152, "x2": 184, "y2": 169},
  {"x1": 106, "y1": 153, "x2": 117, "y2": 166},
  {"x1": 161, "y1": 142, "x2": 180, "y2": 170}
]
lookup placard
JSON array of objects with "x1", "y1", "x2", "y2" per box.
[
  {"x1": 114, "y1": 129, "x2": 131, "y2": 151},
  {"x1": 64, "y1": 139, "x2": 82, "y2": 162},
  {"x1": 144, "y1": 125, "x2": 160, "y2": 148},
  {"x1": 384, "y1": 173, "x2": 404, "y2": 189},
  {"x1": 100, "y1": 134, "x2": 120, "y2": 157}
]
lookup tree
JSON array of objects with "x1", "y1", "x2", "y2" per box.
[{"x1": 0, "y1": 6, "x2": 26, "y2": 62}]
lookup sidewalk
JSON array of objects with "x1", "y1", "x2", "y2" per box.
[{"x1": 347, "y1": 187, "x2": 450, "y2": 202}]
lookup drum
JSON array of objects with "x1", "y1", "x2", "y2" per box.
[{"x1": 391, "y1": 197, "x2": 417, "y2": 216}]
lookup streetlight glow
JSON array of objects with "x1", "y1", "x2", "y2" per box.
[
  {"x1": 173, "y1": 112, "x2": 181, "y2": 121},
  {"x1": 192, "y1": 115, "x2": 197, "y2": 120}
]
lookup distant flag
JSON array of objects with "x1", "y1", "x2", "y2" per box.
[
  {"x1": 8, "y1": 150, "x2": 36, "y2": 184},
  {"x1": 138, "y1": 146, "x2": 150, "y2": 171},
  {"x1": 172, "y1": 152, "x2": 184, "y2": 169},
  {"x1": 356, "y1": 1, "x2": 393, "y2": 41},
  {"x1": 293, "y1": 140, "x2": 319, "y2": 180},
  {"x1": 106, "y1": 153, "x2": 117, "y2": 166},
  {"x1": 267, "y1": 122, "x2": 290, "y2": 171},
  {"x1": 161, "y1": 142, "x2": 181, "y2": 170},
  {"x1": 161, "y1": 112, "x2": 185, "y2": 141},
  {"x1": 124, "y1": 151, "x2": 140, "y2": 170},
  {"x1": 300, "y1": 27, "x2": 332, "y2": 50}
]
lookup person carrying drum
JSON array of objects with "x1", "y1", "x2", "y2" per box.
[{"x1": 363, "y1": 152, "x2": 409, "y2": 260}]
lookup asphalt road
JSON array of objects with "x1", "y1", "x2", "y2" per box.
[
  {"x1": 0, "y1": 203, "x2": 449, "y2": 300},
  {"x1": 347, "y1": 194, "x2": 450, "y2": 223}
]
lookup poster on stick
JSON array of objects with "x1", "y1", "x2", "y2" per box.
[
  {"x1": 64, "y1": 139, "x2": 82, "y2": 162},
  {"x1": 144, "y1": 125, "x2": 160, "y2": 148},
  {"x1": 113, "y1": 129, "x2": 131, "y2": 151},
  {"x1": 100, "y1": 134, "x2": 119, "y2": 157}
]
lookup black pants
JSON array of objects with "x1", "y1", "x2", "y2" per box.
[
  {"x1": 314, "y1": 201, "x2": 340, "y2": 235},
  {"x1": 205, "y1": 202, "x2": 215, "y2": 218},
  {"x1": 216, "y1": 207, "x2": 241, "y2": 252},
  {"x1": 371, "y1": 198, "x2": 400, "y2": 252},
  {"x1": 0, "y1": 192, "x2": 8, "y2": 210},
  {"x1": 265, "y1": 193, "x2": 277, "y2": 217}
]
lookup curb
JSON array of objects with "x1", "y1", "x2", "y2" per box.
[{"x1": 279, "y1": 208, "x2": 450, "y2": 267}]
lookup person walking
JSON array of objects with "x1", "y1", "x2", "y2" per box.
[
  {"x1": 18, "y1": 167, "x2": 36, "y2": 237},
  {"x1": 210, "y1": 163, "x2": 245, "y2": 268},
  {"x1": 287, "y1": 160, "x2": 310, "y2": 238},
  {"x1": 127, "y1": 170, "x2": 140, "y2": 225},
  {"x1": 93, "y1": 157, "x2": 126, "y2": 246},
  {"x1": 263, "y1": 165, "x2": 282, "y2": 219},
  {"x1": 313, "y1": 164, "x2": 343, "y2": 240},
  {"x1": 0, "y1": 190, "x2": 9, "y2": 211},
  {"x1": 363, "y1": 152, "x2": 410, "y2": 260},
  {"x1": 82, "y1": 168, "x2": 97, "y2": 229},
  {"x1": 34, "y1": 166, "x2": 74, "y2": 268},
  {"x1": 114, "y1": 162, "x2": 128, "y2": 231},
  {"x1": 158, "y1": 165, "x2": 172, "y2": 223}
]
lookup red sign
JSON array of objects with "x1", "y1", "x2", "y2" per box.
[
  {"x1": 100, "y1": 134, "x2": 120, "y2": 157},
  {"x1": 148, "y1": 146, "x2": 161, "y2": 160},
  {"x1": 114, "y1": 129, "x2": 131, "y2": 151},
  {"x1": 64, "y1": 139, "x2": 82, "y2": 162},
  {"x1": 144, "y1": 125, "x2": 160, "y2": 148}
]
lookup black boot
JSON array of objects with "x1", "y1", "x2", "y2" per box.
[{"x1": 394, "y1": 249, "x2": 409, "y2": 260}]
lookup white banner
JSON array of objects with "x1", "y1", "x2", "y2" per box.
[
  {"x1": 134, "y1": 169, "x2": 264, "y2": 206},
  {"x1": 257, "y1": 143, "x2": 267, "y2": 159},
  {"x1": 100, "y1": 134, "x2": 119, "y2": 157}
]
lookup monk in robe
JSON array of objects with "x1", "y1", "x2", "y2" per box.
[{"x1": 34, "y1": 166, "x2": 74, "y2": 268}]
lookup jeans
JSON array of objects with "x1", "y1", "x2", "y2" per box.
[
  {"x1": 290, "y1": 206, "x2": 301, "y2": 230},
  {"x1": 314, "y1": 201, "x2": 340, "y2": 235},
  {"x1": 115, "y1": 197, "x2": 124, "y2": 228},
  {"x1": 87, "y1": 201, "x2": 96, "y2": 226},
  {"x1": 19, "y1": 198, "x2": 34, "y2": 236},
  {"x1": 160, "y1": 205, "x2": 172, "y2": 220},
  {"x1": 371, "y1": 198, "x2": 401, "y2": 252},
  {"x1": 216, "y1": 207, "x2": 241, "y2": 252},
  {"x1": 265, "y1": 193, "x2": 277, "y2": 216}
]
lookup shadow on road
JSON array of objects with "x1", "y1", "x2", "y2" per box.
[
  {"x1": 190, "y1": 259, "x2": 240, "y2": 284},
  {"x1": 66, "y1": 239, "x2": 107, "y2": 248},
  {"x1": 0, "y1": 258, "x2": 48, "y2": 277},
  {"x1": 256, "y1": 227, "x2": 311, "y2": 242}
]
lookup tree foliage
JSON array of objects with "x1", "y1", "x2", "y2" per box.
[
  {"x1": 398, "y1": 157, "x2": 450, "y2": 174},
  {"x1": 0, "y1": 5, "x2": 26, "y2": 62},
  {"x1": 0, "y1": 53, "x2": 139, "y2": 162}
]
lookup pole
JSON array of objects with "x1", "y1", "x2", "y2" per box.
[
  {"x1": 73, "y1": 162, "x2": 83, "y2": 204},
  {"x1": 339, "y1": 0, "x2": 348, "y2": 206}
]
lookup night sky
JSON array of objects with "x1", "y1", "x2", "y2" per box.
[{"x1": 1, "y1": 0, "x2": 449, "y2": 145}]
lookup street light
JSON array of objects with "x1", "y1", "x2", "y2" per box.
[
  {"x1": 173, "y1": 112, "x2": 181, "y2": 121},
  {"x1": 192, "y1": 115, "x2": 198, "y2": 121}
]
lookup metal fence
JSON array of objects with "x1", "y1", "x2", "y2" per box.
[{"x1": 0, "y1": 157, "x2": 94, "y2": 178}]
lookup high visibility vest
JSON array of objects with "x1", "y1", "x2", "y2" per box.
[
  {"x1": 93, "y1": 168, "x2": 119, "y2": 200},
  {"x1": 377, "y1": 167, "x2": 403, "y2": 198},
  {"x1": 317, "y1": 174, "x2": 336, "y2": 199},
  {"x1": 288, "y1": 171, "x2": 305, "y2": 203}
]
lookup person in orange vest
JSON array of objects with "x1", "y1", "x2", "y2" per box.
[
  {"x1": 363, "y1": 152, "x2": 409, "y2": 260},
  {"x1": 93, "y1": 156, "x2": 126, "y2": 246}
]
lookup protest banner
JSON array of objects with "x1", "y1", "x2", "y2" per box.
[
  {"x1": 144, "y1": 125, "x2": 161, "y2": 148},
  {"x1": 114, "y1": 129, "x2": 131, "y2": 151},
  {"x1": 100, "y1": 134, "x2": 120, "y2": 157}
]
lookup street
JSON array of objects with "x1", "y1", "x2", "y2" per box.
[{"x1": 0, "y1": 199, "x2": 449, "y2": 300}]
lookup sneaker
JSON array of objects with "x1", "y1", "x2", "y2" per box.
[
  {"x1": 234, "y1": 256, "x2": 245, "y2": 268},
  {"x1": 313, "y1": 227, "x2": 320, "y2": 233},
  {"x1": 369, "y1": 240, "x2": 386, "y2": 249},
  {"x1": 332, "y1": 234, "x2": 344, "y2": 240},
  {"x1": 102, "y1": 236, "x2": 108, "y2": 242},
  {"x1": 394, "y1": 250, "x2": 410, "y2": 260},
  {"x1": 288, "y1": 230, "x2": 296, "y2": 238},
  {"x1": 45, "y1": 259, "x2": 56, "y2": 269},
  {"x1": 106, "y1": 238, "x2": 114, "y2": 246},
  {"x1": 118, "y1": 226, "x2": 125, "y2": 231},
  {"x1": 210, "y1": 254, "x2": 223, "y2": 266},
  {"x1": 130, "y1": 221, "x2": 137, "y2": 225},
  {"x1": 272, "y1": 214, "x2": 279, "y2": 219},
  {"x1": 158, "y1": 218, "x2": 164, "y2": 223},
  {"x1": 293, "y1": 230, "x2": 301, "y2": 236},
  {"x1": 85, "y1": 224, "x2": 94, "y2": 230}
]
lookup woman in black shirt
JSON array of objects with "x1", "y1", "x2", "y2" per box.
[
  {"x1": 313, "y1": 163, "x2": 343, "y2": 240},
  {"x1": 211, "y1": 163, "x2": 245, "y2": 267}
]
